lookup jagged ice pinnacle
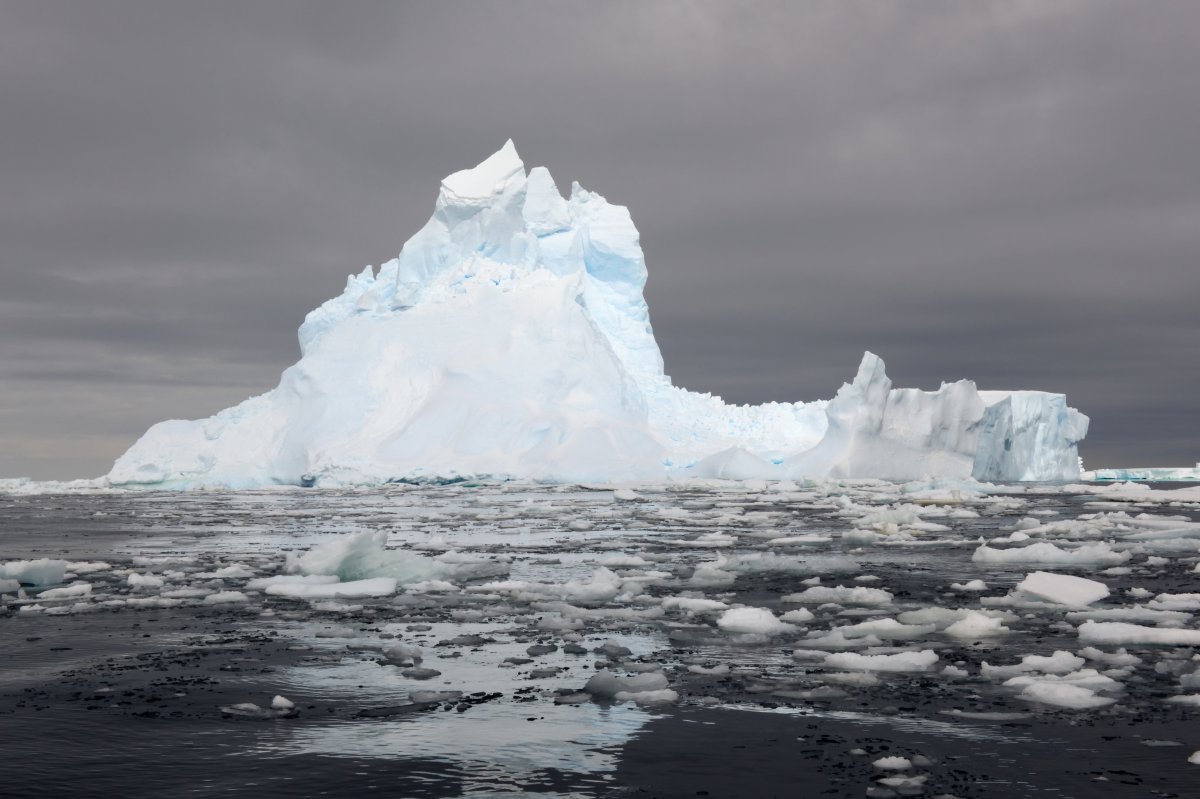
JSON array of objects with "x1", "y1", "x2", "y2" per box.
[{"x1": 109, "y1": 142, "x2": 1088, "y2": 488}]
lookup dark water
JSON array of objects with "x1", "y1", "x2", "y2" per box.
[{"x1": 3, "y1": 482, "x2": 1200, "y2": 797}]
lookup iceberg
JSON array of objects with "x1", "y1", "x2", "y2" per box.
[
  {"x1": 108, "y1": 142, "x2": 1088, "y2": 488},
  {"x1": 1087, "y1": 465, "x2": 1200, "y2": 482}
]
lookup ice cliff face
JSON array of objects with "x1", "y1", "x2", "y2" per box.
[{"x1": 108, "y1": 142, "x2": 1088, "y2": 488}]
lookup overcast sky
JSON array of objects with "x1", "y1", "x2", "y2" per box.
[{"x1": 2, "y1": 1, "x2": 1197, "y2": 480}]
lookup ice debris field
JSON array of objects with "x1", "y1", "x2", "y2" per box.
[
  {"x1": 78, "y1": 141, "x2": 1089, "y2": 489},
  {"x1": 4, "y1": 143, "x2": 1195, "y2": 794},
  {"x1": 5, "y1": 478, "x2": 1200, "y2": 794}
]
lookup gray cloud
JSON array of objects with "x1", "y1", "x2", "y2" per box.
[{"x1": 2, "y1": 1, "x2": 1198, "y2": 479}]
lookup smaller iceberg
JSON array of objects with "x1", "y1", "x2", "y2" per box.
[{"x1": 1088, "y1": 465, "x2": 1200, "y2": 482}]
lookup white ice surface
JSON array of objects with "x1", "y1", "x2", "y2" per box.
[
  {"x1": 1077, "y1": 621, "x2": 1200, "y2": 646},
  {"x1": 783, "y1": 585, "x2": 894, "y2": 606},
  {"x1": 716, "y1": 607, "x2": 795, "y2": 636},
  {"x1": 1017, "y1": 682, "x2": 1116, "y2": 709},
  {"x1": 972, "y1": 541, "x2": 1130, "y2": 567},
  {"x1": 1015, "y1": 571, "x2": 1109, "y2": 607},
  {"x1": 1, "y1": 559, "x2": 67, "y2": 587}
]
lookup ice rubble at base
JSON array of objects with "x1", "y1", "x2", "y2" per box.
[{"x1": 106, "y1": 141, "x2": 1087, "y2": 489}]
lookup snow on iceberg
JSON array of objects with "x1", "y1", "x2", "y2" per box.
[{"x1": 108, "y1": 141, "x2": 1088, "y2": 488}]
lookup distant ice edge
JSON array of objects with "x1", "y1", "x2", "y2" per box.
[{"x1": 106, "y1": 141, "x2": 1088, "y2": 489}]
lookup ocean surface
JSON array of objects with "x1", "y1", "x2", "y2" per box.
[{"x1": 2, "y1": 480, "x2": 1199, "y2": 798}]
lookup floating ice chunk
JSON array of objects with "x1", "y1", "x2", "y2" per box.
[
  {"x1": 402, "y1": 667, "x2": 441, "y2": 680},
  {"x1": 246, "y1": 574, "x2": 340, "y2": 591},
  {"x1": 950, "y1": 579, "x2": 988, "y2": 592},
  {"x1": 897, "y1": 607, "x2": 1015, "y2": 629},
  {"x1": 196, "y1": 564, "x2": 256, "y2": 579},
  {"x1": 717, "y1": 607, "x2": 795, "y2": 636},
  {"x1": 600, "y1": 554, "x2": 651, "y2": 567},
  {"x1": 584, "y1": 670, "x2": 669, "y2": 698},
  {"x1": 878, "y1": 774, "x2": 929, "y2": 790},
  {"x1": 124, "y1": 597, "x2": 182, "y2": 608},
  {"x1": 779, "y1": 608, "x2": 815, "y2": 624},
  {"x1": 161, "y1": 588, "x2": 213, "y2": 600},
  {"x1": 768, "y1": 534, "x2": 833, "y2": 546},
  {"x1": 823, "y1": 672, "x2": 880, "y2": 687},
  {"x1": 286, "y1": 531, "x2": 504, "y2": 586},
  {"x1": 1, "y1": 559, "x2": 67, "y2": 587},
  {"x1": 127, "y1": 573, "x2": 164, "y2": 590},
  {"x1": 406, "y1": 579, "x2": 458, "y2": 594},
  {"x1": 266, "y1": 577, "x2": 398, "y2": 599},
  {"x1": 1077, "y1": 620, "x2": 1200, "y2": 646},
  {"x1": 873, "y1": 756, "x2": 912, "y2": 770},
  {"x1": 411, "y1": 535, "x2": 451, "y2": 552},
  {"x1": 829, "y1": 618, "x2": 936, "y2": 640},
  {"x1": 288, "y1": 531, "x2": 443, "y2": 583},
  {"x1": 1009, "y1": 669, "x2": 1122, "y2": 692},
  {"x1": 220, "y1": 702, "x2": 279, "y2": 719},
  {"x1": 689, "y1": 559, "x2": 737, "y2": 588},
  {"x1": 1150, "y1": 592, "x2": 1200, "y2": 611},
  {"x1": 802, "y1": 630, "x2": 885, "y2": 650},
  {"x1": 944, "y1": 611, "x2": 1011, "y2": 638},
  {"x1": 1018, "y1": 682, "x2": 1115, "y2": 709},
  {"x1": 203, "y1": 590, "x2": 250, "y2": 604},
  {"x1": 37, "y1": 582, "x2": 93, "y2": 600},
  {"x1": 382, "y1": 642, "x2": 424, "y2": 664},
  {"x1": 1064, "y1": 606, "x2": 1189, "y2": 624},
  {"x1": 823, "y1": 649, "x2": 938, "y2": 672},
  {"x1": 65, "y1": 561, "x2": 112, "y2": 575},
  {"x1": 1190, "y1": 751, "x2": 1200, "y2": 765},
  {"x1": 558, "y1": 567, "x2": 623, "y2": 603},
  {"x1": 972, "y1": 541, "x2": 1130, "y2": 566},
  {"x1": 614, "y1": 688, "x2": 678, "y2": 704},
  {"x1": 662, "y1": 596, "x2": 729, "y2": 615},
  {"x1": 982, "y1": 651, "x2": 1086, "y2": 679},
  {"x1": 673, "y1": 532, "x2": 737, "y2": 548},
  {"x1": 783, "y1": 585, "x2": 893, "y2": 606},
  {"x1": 593, "y1": 639, "x2": 633, "y2": 659},
  {"x1": 841, "y1": 530, "x2": 878, "y2": 547},
  {"x1": 0, "y1": 579, "x2": 20, "y2": 594},
  {"x1": 1166, "y1": 695, "x2": 1200, "y2": 707},
  {"x1": 1015, "y1": 572, "x2": 1109, "y2": 607},
  {"x1": 612, "y1": 488, "x2": 641, "y2": 501},
  {"x1": 271, "y1": 695, "x2": 295, "y2": 711},
  {"x1": 1078, "y1": 646, "x2": 1141, "y2": 667}
]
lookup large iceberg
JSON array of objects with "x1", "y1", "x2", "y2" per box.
[{"x1": 109, "y1": 142, "x2": 1088, "y2": 488}]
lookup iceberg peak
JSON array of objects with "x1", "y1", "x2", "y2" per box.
[
  {"x1": 439, "y1": 139, "x2": 525, "y2": 206},
  {"x1": 107, "y1": 145, "x2": 1089, "y2": 488}
]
